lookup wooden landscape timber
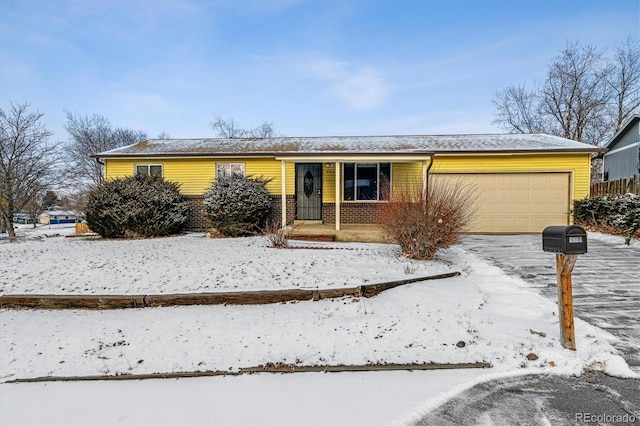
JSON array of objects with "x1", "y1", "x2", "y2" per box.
[
  {"x1": 7, "y1": 360, "x2": 491, "y2": 383},
  {"x1": 0, "y1": 272, "x2": 460, "y2": 310}
]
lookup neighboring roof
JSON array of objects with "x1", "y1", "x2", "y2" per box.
[
  {"x1": 604, "y1": 114, "x2": 640, "y2": 150},
  {"x1": 93, "y1": 133, "x2": 605, "y2": 158},
  {"x1": 42, "y1": 210, "x2": 76, "y2": 216}
]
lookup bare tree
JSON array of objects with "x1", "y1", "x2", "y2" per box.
[
  {"x1": 493, "y1": 40, "x2": 640, "y2": 146},
  {"x1": 604, "y1": 38, "x2": 640, "y2": 130},
  {"x1": 23, "y1": 194, "x2": 43, "y2": 228},
  {"x1": 210, "y1": 115, "x2": 275, "y2": 138},
  {"x1": 65, "y1": 111, "x2": 147, "y2": 187},
  {"x1": 0, "y1": 102, "x2": 59, "y2": 242},
  {"x1": 540, "y1": 43, "x2": 610, "y2": 144},
  {"x1": 492, "y1": 84, "x2": 546, "y2": 134}
]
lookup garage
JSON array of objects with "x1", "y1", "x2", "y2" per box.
[{"x1": 433, "y1": 172, "x2": 571, "y2": 233}]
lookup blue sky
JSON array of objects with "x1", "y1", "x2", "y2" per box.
[{"x1": 0, "y1": 0, "x2": 638, "y2": 142}]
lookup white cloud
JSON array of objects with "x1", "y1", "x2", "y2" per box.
[
  {"x1": 333, "y1": 67, "x2": 390, "y2": 109},
  {"x1": 304, "y1": 58, "x2": 392, "y2": 109}
]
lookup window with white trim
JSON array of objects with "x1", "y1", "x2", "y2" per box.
[
  {"x1": 135, "y1": 164, "x2": 163, "y2": 177},
  {"x1": 217, "y1": 162, "x2": 245, "y2": 179},
  {"x1": 343, "y1": 163, "x2": 391, "y2": 201}
]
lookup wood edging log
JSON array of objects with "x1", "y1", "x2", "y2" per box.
[
  {"x1": 0, "y1": 272, "x2": 460, "y2": 310},
  {"x1": 5, "y1": 361, "x2": 491, "y2": 383}
]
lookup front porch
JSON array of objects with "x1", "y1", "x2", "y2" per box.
[
  {"x1": 289, "y1": 223, "x2": 388, "y2": 243},
  {"x1": 277, "y1": 155, "x2": 433, "y2": 231}
]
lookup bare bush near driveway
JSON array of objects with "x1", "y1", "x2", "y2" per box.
[{"x1": 379, "y1": 178, "x2": 477, "y2": 260}]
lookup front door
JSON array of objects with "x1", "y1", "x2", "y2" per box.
[{"x1": 295, "y1": 163, "x2": 322, "y2": 220}]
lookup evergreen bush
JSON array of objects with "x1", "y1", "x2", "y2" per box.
[
  {"x1": 573, "y1": 193, "x2": 640, "y2": 244},
  {"x1": 203, "y1": 175, "x2": 272, "y2": 237},
  {"x1": 86, "y1": 174, "x2": 188, "y2": 238}
]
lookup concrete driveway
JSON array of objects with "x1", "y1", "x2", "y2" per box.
[
  {"x1": 458, "y1": 233, "x2": 640, "y2": 373},
  {"x1": 416, "y1": 373, "x2": 640, "y2": 426}
]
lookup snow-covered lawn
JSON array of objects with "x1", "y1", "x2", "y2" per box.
[
  {"x1": 1, "y1": 225, "x2": 454, "y2": 295},
  {"x1": 0, "y1": 227, "x2": 637, "y2": 425}
]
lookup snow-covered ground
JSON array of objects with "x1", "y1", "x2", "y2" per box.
[
  {"x1": 0, "y1": 226, "x2": 637, "y2": 425},
  {"x1": 1, "y1": 226, "x2": 453, "y2": 295}
]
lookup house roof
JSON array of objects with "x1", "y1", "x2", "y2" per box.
[
  {"x1": 42, "y1": 210, "x2": 76, "y2": 216},
  {"x1": 93, "y1": 133, "x2": 604, "y2": 158},
  {"x1": 604, "y1": 114, "x2": 640, "y2": 150}
]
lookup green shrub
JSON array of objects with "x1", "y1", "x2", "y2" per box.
[
  {"x1": 378, "y1": 179, "x2": 477, "y2": 260},
  {"x1": 203, "y1": 175, "x2": 272, "y2": 237},
  {"x1": 86, "y1": 174, "x2": 188, "y2": 238},
  {"x1": 573, "y1": 193, "x2": 640, "y2": 244}
]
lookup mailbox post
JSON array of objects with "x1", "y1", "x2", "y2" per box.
[{"x1": 542, "y1": 225, "x2": 588, "y2": 351}]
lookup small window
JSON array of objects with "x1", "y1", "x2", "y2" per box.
[
  {"x1": 343, "y1": 163, "x2": 391, "y2": 201},
  {"x1": 217, "y1": 163, "x2": 245, "y2": 179},
  {"x1": 136, "y1": 164, "x2": 163, "y2": 177}
]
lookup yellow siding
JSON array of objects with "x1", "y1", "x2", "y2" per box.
[
  {"x1": 431, "y1": 153, "x2": 592, "y2": 200},
  {"x1": 105, "y1": 158, "x2": 216, "y2": 195},
  {"x1": 105, "y1": 157, "x2": 295, "y2": 195},
  {"x1": 245, "y1": 158, "x2": 295, "y2": 195},
  {"x1": 322, "y1": 164, "x2": 337, "y2": 202},
  {"x1": 392, "y1": 162, "x2": 423, "y2": 191},
  {"x1": 104, "y1": 158, "x2": 141, "y2": 179},
  {"x1": 164, "y1": 159, "x2": 216, "y2": 194}
]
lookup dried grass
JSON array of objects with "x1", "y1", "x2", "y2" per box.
[{"x1": 263, "y1": 220, "x2": 293, "y2": 248}]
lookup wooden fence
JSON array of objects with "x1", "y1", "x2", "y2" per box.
[
  {"x1": 590, "y1": 175, "x2": 639, "y2": 197},
  {"x1": 75, "y1": 223, "x2": 91, "y2": 234}
]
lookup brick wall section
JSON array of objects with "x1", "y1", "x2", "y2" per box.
[
  {"x1": 322, "y1": 202, "x2": 382, "y2": 224},
  {"x1": 183, "y1": 196, "x2": 378, "y2": 230},
  {"x1": 267, "y1": 195, "x2": 296, "y2": 226},
  {"x1": 183, "y1": 194, "x2": 296, "y2": 231}
]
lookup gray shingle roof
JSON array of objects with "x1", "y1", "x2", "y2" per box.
[
  {"x1": 604, "y1": 114, "x2": 640, "y2": 150},
  {"x1": 93, "y1": 133, "x2": 604, "y2": 157}
]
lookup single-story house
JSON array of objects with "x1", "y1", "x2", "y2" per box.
[
  {"x1": 93, "y1": 134, "x2": 604, "y2": 234},
  {"x1": 39, "y1": 210, "x2": 77, "y2": 225},
  {"x1": 603, "y1": 114, "x2": 639, "y2": 182},
  {"x1": 12, "y1": 213, "x2": 34, "y2": 224}
]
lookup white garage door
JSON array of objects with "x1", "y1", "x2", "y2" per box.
[{"x1": 432, "y1": 173, "x2": 570, "y2": 233}]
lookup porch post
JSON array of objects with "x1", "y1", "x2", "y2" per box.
[
  {"x1": 335, "y1": 160, "x2": 341, "y2": 231},
  {"x1": 281, "y1": 160, "x2": 287, "y2": 228}
]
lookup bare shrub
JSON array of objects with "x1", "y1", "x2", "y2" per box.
[
  {"x1": 263, "y1": 220, "x2": 293, "y2": 248},
  {"x1": 378, "y1": 178, "x2": 476, "y2": 260}
]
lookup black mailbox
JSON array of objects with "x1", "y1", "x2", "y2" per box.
[{"x1": 542, "y1": 225, "x2": 588, "y2": 254}]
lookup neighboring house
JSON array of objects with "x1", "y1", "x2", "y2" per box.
[
  {"x1": 12, "y1": 213, "x2": 34, "y2": 224},
  {"x1": 603, "y1": 114, "x2": 640, "y2": 182},
  {"x1": 92, "y1": 134, "x2": 603, "y2": 234},
  {"x1": 39, "y1": 210, "x2": 77, "y2": 225}
]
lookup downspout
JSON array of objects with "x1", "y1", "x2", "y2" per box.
[
  {"x1": 424, "y1": 153, "x2": 434, "y2": 201},
  {"x1": 95, "y1": 157, "x2": 105, "y2": 183}
]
